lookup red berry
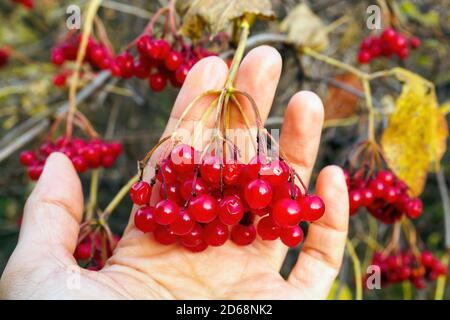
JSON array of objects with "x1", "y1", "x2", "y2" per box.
[
  {"x1": 134, "y1": 206, "x2": 157, "y2": 233},
  {"x1": 180, "y1": 224, "x2": 203, "y2": 247},
  {"x1": 203, "y1": 219, "x2": 229, "y2": 246},
  {"x1": 381, "y1": 28, "x2": 397, "y2": 43},
  {"x1": 160, "y1": 184, "x2": 183, "y2": 205},
  {"x1": 383, "y1": 186, "x2": 400, "y2": 203},
  {"x1": 218, "y1": 195, "x2": 245, "y2": 225},
  {"x1": 200, "y1": 155, "x2": 222, "y2": 186},
  {"x1": 19, "y1": 150, "x2": 36, "y2": 166},
  {"x1": 280, "y1": 225, "x2": 304, "y2": 247},
  {"x1": 376, "y1": 170, "x2": 395, "y2": 186},
  {"x1": 72, "y1": 156, "x2": 88, "y2": 173},
  {"x1": 27, "y1": 165, "x2": 43, "y2": 180},
  {"x1": 164, "y1": 51, "x2": 184, "y2": 71},
  {"x1": 180, "y1": 178, "x2": 208, "y2": 200},
  {"x1": 272, "y1": 198, "x2": 302, "y2": 227},
  {"x1": 405, "y1": 198, "x2": 423, "y2": 219},
  {"x1": 361, "y1": 188, "x2": 374, "y2": 206},
  {"x1": 74, "y1": 242, "x2": 92, "y2": 260},
  {"x1": 149, "y1": 72, "x2": 167, "y2": 92},
  {"x1": 301, "y1": 194, "x2": 325, "y2": 222},
  {"x1": 129, "y1": 181, "x2": 152, "y2": 205},
  {"x1": 231, "y1": 224, "x2": 257, "y2": 246},
  {"x1": 410, "y1": 37, "x2": 421, "y2": 49},
  {"x1": 369, "y1": 179, "x2": 386, "y2": 198},
  {"x1": 154, "y1": 199, "x2": 179, "y2": 225},
  {"x1": 188, "y1": 194, "x2": 218, "y2": 223},
  {"x1": 358, "y1": 50, "x2": 371, "y2": 64},
  {"x1": 156, "y1": 159, "x2": 177, "y2": 185},
  {"x1": 153, "y1": 226, "x2": 177, "y2": 245},
  {"x1": 170, "y1": 144, "x2": 196, "y2": 174},
  {"x1": 273, "y1": 182, "x2": 301, "y2": 202},
  {"x1": 53, "y1": 73, "x2": 67, "y2": 87},
  {"x1": 257, "y1": 216, "x2": 280, "y2": 240},
  {"x1": 244, "y1": 179, "x2": 273, "y2": 210},
  {"x1": 175, "y1": 65, "x2": 189, "y2": 84},
  {"x1": 169, "y1": 208, "x2": 195, "y2": 235},
  {"x1": 349, "y1": 189, "x2": 363, "y2": 213},
  {"x1": 260, "y1": 159, "x2": 290, "y2": 186},
  {"x1": 223, "y1": 160, "x2": 242, "y2": 186}
]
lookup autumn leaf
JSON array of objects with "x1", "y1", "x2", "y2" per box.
[
  {"x1": 176, "y1": 0, "x2": 275, "y2": 40},
  {"x1": 280, "y1": 3, "x2": 329, "y2": 51},
  {"x1": 381, "y1": 69, "x2": 448, "y2": 196},
  {"x1": 324, "y1": 73, "x2": 362, "y2": 121}
]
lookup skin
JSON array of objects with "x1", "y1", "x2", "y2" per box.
[{"x1": 0, "y1": 46, "x2": 349, "y2": 299}]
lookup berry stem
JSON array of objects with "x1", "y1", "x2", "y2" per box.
[
  {"x1": 434, "y1": 253, "x2": 449, "y2": 300},
  {"x1": 66, "y1": 0, "x2": 102, "y2": 139},
  {"x1": 102, "y1": 174, "x2": 139, "y2": 219},
  {"x1": 346, "y1": 239, "x2": 363, "y2": 300},
  {"x1": 86, "y1": 169, "x2": 99, "y2": 221},
  {"x1": 225, "y1": 19, "x2": 250, "y2": 89},
  {"x1": 362, "y1": 79, "x2": 376, "y2": 142}
]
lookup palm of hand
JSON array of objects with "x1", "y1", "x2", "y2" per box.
[{"x1": 0, "y1": 46, "x2": 348, "y2": 300}]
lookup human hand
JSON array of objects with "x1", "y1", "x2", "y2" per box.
[{"x1": 0, "y1": 46, "x2": 348, "y2": 299}]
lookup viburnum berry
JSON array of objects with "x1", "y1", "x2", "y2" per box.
[
  {"x1": 358, "y1": 28, "x2": 420, "y2": 64},
  {"x1": 244, "y1": 179, "x2": 273, "y2": 210},
  {"x1": 188, "y1": 194, "x2": 218, "y2": 223},
  {"x1": 153, "y1": 225, "x2": 177, "y2": 245},
  {"x1": 231, "y1": 224, "x2": 257, "y2": 246},
  {"x1": 130, "y1": 181, "x2": 152, "y2": 205},
  {"x1": 20, "y1": 136, "x2": 122, "y2": 180},
  {"x1": 154, "y1": 199, "x2": 179, "y2": 225},
  {"x1": 272, "y1": 198, "x2": 302, "y2": 227},
  {"x1": 280, "y1": 225, "x2": 304, "y2": 247},
  {"x1": 257, "y1": 216, "x2": 280, "y2": 240},
  {"x1": 218, "y1": 195, "x2": 245, "y2": 225},
  {"x1": 300, "y1": 194, "x2": 325, "y2": 222},
  {"x1": 180, "y1": 178, "x2": 208, "y2": 201},
  {"x1": 134, "y1": 206, "x2": 157, "y2": 233},
  {"x1": 169, "y1": 208, "x2": 195, "y2": 235},
  {"x1": 203, "y1": 219, "x2": 229, "y2": 246},
  {"x1": 170, "y1": 144, "x2": 196, "y2": 173},
  {"x1": 345, "y1": 167, "x2": 423, "y2": 223},
  {"x1": 179, "y1": 224, "x2": 203, "y2": 248}
]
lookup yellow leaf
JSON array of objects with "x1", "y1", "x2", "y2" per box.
[
  {"x1": 280, "y1": 4, "x2": 329, "y2": 51},
  {"x1": 381, "y1": 69, "x2": 448, "y2": 196},
  {"x1": 176, "y1": 0, "x2": 275, "y2": 40}
]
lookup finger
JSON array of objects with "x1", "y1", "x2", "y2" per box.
[
  {"x1": 17, "y1": 152, "x2": 83, "y2": 261},
  {"x1": 279, "y1": 91, "x2": 324, "y2": 185},
  {"x1": 232, "y1": 45, "x2": 282, "y2": 127},
  {"x1": 161, "y1": 56, "x2": 229, "y2": 138},
  {"x1": 288, "y1": 166, "x2": 349, "y2": 299},
  {"x1": 254, "y1": 91, "x2": 323, "y2": 265}
]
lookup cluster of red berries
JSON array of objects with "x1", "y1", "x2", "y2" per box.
[
  {"x1": 120, "y1": 35, "x2": 214, "y2": 91},
  {"x1": 19, "y1": 136, "x2": 122, "y2": 180},
  {"x1": 74, "y1": 232, "x2": 120, "y2": 271},
  {"x1": 358, "y1": 28, "x2": 421, "y2": 64},
  {"x1": 346, "y1": 169, "x2": 423, "y2": 223},
  {"x1": 51, "y1": 34, "x2": 114, "y2": 87},
  {"x1": 129, "y1": 144, "x2": 325, "y2": 252},
  {"x1": 369, "y1": 250, "x2": 447, "y2": 289},
  {"x1": 50, "y1": 32, "x2": 214, "y2": 91},
  {"x1": 0, "y1": 47, "x2": 10, "y2": 70},
  {"x1": 12, "y1": 0, "x2": 33, "y2": 9}
]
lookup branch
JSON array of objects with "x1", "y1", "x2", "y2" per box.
[
  {"x1": 0, "y1": 71, "x2": 111, "y2": 163},
  {"x1": 436, "y1": 168, "x2": 450, "y2": 249}
]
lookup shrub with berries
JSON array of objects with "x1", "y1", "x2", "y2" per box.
[
  {"x1": 358, "y1": 28, "x2": 421, "y2": 64},
  {"x1": 343, "y1": 141, "x2": 422, "y2": 223},
  {"x1": 368, "y1": 250, "x2": 447, "y2": 289},
  {"x1": 11, "y1": 0, "x2": 33, "y2": 9},
  {"x1": 50, "y1": 9, "x2": 215, "y2": 91},
  {"x1": 346, "y1": 169, "x2": 423, "y2": 223}
]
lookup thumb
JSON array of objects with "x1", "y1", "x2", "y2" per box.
[{"x1": 18, "y1": 152, "x2": 84, "y2": 261}]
